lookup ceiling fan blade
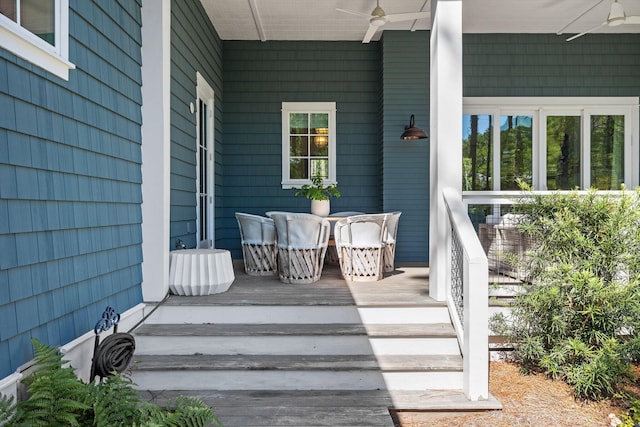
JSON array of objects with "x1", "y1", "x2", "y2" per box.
[
  {"x1": 384, "y1": 11, "x2": 430, "y2": 23},
  {"x1": 336, "y1": 8, "x2": 371, "y2": 19},
  {"x1": 624, "y1": 15, "x2": 640, "y2": 24},
  {"x1": 362, "y1": 24, "x2": 379, "y2": 43},
  {"x1": 566, "y1": 22, "x2": 606, "y2": 41}
]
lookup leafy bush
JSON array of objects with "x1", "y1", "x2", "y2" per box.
[
  {"x1": 491, "y1": 187, "x2": 640, "y2": 400},
  {"x1": 0, "y1": 338, "x2": 222, "y2": 426},
  {"x1": 619, "y1": 394, "x2": 640, "y2": 426}
]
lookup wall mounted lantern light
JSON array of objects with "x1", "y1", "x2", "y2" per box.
[{"x1": 400, "y1": 114, "x2": 428, "y2": 140}]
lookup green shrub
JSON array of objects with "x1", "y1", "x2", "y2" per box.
[
  {"x1": 619, "y1": 394, "x2": 640, "y2": 426},
  {"x1": 491, "y1": 187, "x2": 640, "y2": 400},
  {"x1": 0, "y1": 338, "x2": 222, "y2": 426}
]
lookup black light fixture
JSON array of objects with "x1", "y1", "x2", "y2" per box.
[{"x1": 401, "y1": 114, "x2": 428, "y2": 140}]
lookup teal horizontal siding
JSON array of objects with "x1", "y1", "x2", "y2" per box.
[
  {"x1": 169, "y1": 0, "x2": 223, "y2": 249},
  {"x1": 220, "y1": 40, "x2": 382, "y2": 259},
  {"x1": 0, "y1": 0, "x2": 143, "y2": 378},
  {"x1": 463, "y1": 34, "x2": 640, "y2": 97},
  {"x1": 381, "y1": 31, "x2": 430, "y2": 264}
]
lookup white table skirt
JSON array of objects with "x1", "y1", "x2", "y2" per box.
[{"x1": 169, "y1": 249, "x2": 235, "y2": 296}]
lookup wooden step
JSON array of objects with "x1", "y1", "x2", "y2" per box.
[
  {"x1": 134, "y1": 322, "x2": 456, "y2": 338},
  {"x1": 143, "y1": 304, "x2": 452, "y2": 325},
  {"x1": 140, "y1": 389, "x2": 398, "y2": 426},
  {"x1": 142, "y1": 390, "x2": 502, "y2": 416},
  {"x1": 133, "y1": 323, "x2": 460, "y2": 356},
  {"x1": 133, "y1": 354, "x2": 463, "y2": 372},
  {"x1": 131, "y1": 354, "x2": 464, "y2": 391}
]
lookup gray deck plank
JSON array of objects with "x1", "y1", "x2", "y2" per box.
[
  {"x1": 159, "y1": 264, "x2": 442, "y2": 308},
  {"x1": 141, "y1": 389, "x2": 395, "y2": 426},
  {"x1": 135, "y1": 322, "x2": 456, "y2": 337},
  {"x1": 135, "y1": 263, "x2": 502, "y2": 425},
  {"x1": 133, "y1": 354, "x2": 463, "y2": 371},
  {"x1": 139, "y1": 389, "x2": 502, "y2": 410}
]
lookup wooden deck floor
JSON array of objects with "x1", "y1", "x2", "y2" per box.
[
  {"x1": 136, "y1": 262, "x2": 501, "y2": 426},
  {"x1": 163, "y1": 261, "x2": 437, "y2": 308}
]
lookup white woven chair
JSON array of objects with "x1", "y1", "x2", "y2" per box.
[
  {"x1": 334, "y1": 213, "x2": 388, "y2": 281},
  {"x1": 235, "y1": 212, "x2": 277, "y2": 276},
  {"x1": 383, "y1": 211, "x2": 401, "y2": 272},
  {"x1": 325, "y1": 211, "x2": 365, "y2": 264},
  {"x1": 267, "y1": 212, "x2": 330, "y2": 284}
]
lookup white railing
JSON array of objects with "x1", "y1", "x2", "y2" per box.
[
  {"x1": 462, "y1": 189, "x2": 626, "y2": 208},
  {"x1": 443, "y1": 187, "x2": 489, "y2": 401}
]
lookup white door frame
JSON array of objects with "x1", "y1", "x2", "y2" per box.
[{"x1": 196, "y1": 72, "x2": 215, "y2": 247}]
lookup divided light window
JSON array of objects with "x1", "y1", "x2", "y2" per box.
[
  {"x1": 1, "y1": 0, "x2": 55, "y2": 45},
  {"x1": 463, "y1": 98, "x2": 638, "y2": 191},
  {"x1": 281, "y1": 102, "x2": 337, "y2": 188},
  {"x1": 0, "y1": 0, "x2": 73, "y2": 80}
]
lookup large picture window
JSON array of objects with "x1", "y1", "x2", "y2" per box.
[
  {"x1": 0, "y1": 0, "x2": 73, "y2": 80},
  {"x1": 463, "y1": 98, "x2": 638, "y2": 191},
  {"x1": 281, "y1": 102, "x2": 337, "y2": 188}
]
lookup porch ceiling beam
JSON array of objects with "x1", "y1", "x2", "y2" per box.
[
  {"x1": 410, "y1": 0, "x2": 430, "y2": 32},
  {"x1": 249, "y1": 0, "x2": 267, "y2": 42}
]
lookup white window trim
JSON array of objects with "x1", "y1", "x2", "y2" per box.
[
  {"x1": 196, "y1": 72, "x2": 215, "y2": 245},
  {"x1": 281, "y1": 101, "x2": 337, "y2": 189},
  {"x1": 0, "y1": 0, "x2": 74, "y2": 80},
  {"x1": 463, "y1": 97, "x2": 639, "y2": 191}
]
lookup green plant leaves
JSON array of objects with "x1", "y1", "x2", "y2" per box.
[
  {"x1": 0, "y1": 339, "x2": 220, "y2": 426},
  {"x1": 493, "y1": 188, "x2": 640, "y2": 399}
]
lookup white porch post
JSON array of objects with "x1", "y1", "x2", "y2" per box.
[
  {"x1": 429, "y1": 0, "x2": 463, "y2": 301},
  {"x1": 140, "y1": 0, "x2": 171, "y2": 301}
]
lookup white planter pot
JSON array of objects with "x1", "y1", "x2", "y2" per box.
[{"x1": 311, "y1": 200, "x2": 330, "y2": 217}]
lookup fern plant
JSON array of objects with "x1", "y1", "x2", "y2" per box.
[
  {"x1": 0, "y1": 338, "x2": 221, "y2": 427},
  {"x1": 12, "y1": 338, "x2": 89, "y2": 426},
  {"x1": 0, "y1": 394, "x2": 16, "y2": 425},
  {"x1": 140, "y1": 396, "x2": 222, "y2": 427},
  {"x1": 89, "y1": 373, "x2": 143, "y2": 427}
]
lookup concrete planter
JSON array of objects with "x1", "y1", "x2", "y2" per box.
[{"x1": 311, "y1": 200, "x2": 330, "y2": 217}]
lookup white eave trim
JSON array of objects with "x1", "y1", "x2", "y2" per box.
[{"x1": 464, "y1": 96, "x2": 639, "y2": 108}]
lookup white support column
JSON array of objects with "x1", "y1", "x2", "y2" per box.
[
  {"x1": 429, "y1": 0, "x2": 463, "y2": 301},
  {"x1": 140, "y1": 0, "x2": 171, "y2": 301}
]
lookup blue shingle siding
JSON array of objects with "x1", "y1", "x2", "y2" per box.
[
  {"x1": 169, "y1": 0, "x2": 224, "y2": 249},
  {"x1": 0, "y1": 0, "x2": 143, "y2": 378},
  {"x1": 220, "y1": 41, "x2": 382, "y2": 259}
]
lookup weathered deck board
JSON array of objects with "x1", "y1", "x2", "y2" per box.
[
  {"x1": 135, "y1": 322, "x2": 456, "y2": 337},
  {"x1": 138, "y1": 389, "x2": 502, "y2": 426},
  {"x1": 160, "y1": 264, "x2": 440, "y2": 308},
  {"x1": 141, "y1": 389, "x2": 395, "y2": 426},
  {"x1": 135, "y1": 263, "x2": 503, "y2": 426},
  {"x1": 133, "y1": 354, "x2": 463, "y2": 371}
]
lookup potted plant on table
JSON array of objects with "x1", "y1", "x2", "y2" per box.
[{"x1": 294, "y1": 170, "x2": 340, "y2": 217}]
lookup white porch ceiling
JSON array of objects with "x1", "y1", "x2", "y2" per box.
[{"x1": 201, "y1": 0, "x2": 640, "y2": 42}]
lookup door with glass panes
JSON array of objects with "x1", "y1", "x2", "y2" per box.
[{"x1": 196, "y1": 74, "x2": 214, "y2": 247}]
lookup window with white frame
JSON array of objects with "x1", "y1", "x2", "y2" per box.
[
  {"x1": 463, "y1": 97, "x2": 639, "y2": 191},
  {"x1": 0, "y1": 0, "x2": 74, "y2": 80},
  {"x1": 281, "y1": 102, "x2": 337, "y2": 188}
]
